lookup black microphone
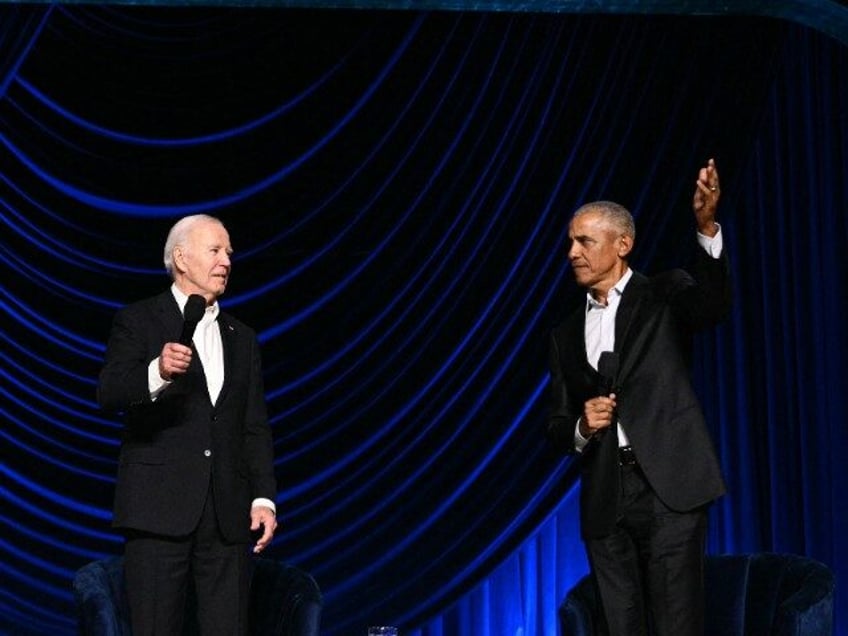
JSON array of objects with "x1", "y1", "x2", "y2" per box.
[
  {"x1": 594, "y1": 351, "x2": 620, "y2": 440},
  {"x1": 597, "y1": 351, "x2": 619, "y2": 397},
  {"x1": 178, "y1": 294, "x2": 207, "y2": 347}
]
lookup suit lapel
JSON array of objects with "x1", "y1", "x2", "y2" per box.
[
  {"x1": 562, "y1": 301, "x2": 596, "y2": 384},
  {"x1": 215, "y1": 313, "x2": 236, "y2": 405},
  {"x1": 153, "y1": 291, "x2": 187, "y2": 351},
  {"x1": 614, "y1": 271, "x2": 650, "y2": 376}
]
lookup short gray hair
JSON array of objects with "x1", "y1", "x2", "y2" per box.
[
  {"x1": 163, "y1": 214, "x2": 224, "y2": 277},
  {"x1": 572, "y1": 200, "x2": 636, "y2": 241}
]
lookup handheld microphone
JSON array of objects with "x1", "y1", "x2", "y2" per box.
[
  {"x1": 594, "y1": 351, "x2": 620, "y2": 440},
  {"x1": 178, "y1": 294, "x2": 207, "y2": 347},
  {"x1": 597, "y1": 351, "x2": 619, "y2": 397}
]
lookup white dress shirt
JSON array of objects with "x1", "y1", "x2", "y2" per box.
[{"x1": 147, "y1": 285, "x2": 222, "y2": 402}]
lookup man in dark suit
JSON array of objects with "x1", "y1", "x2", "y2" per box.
[
  {"x1": 546, "y1": 159, "x2": 730, "y2": 635},
  {"x1": 98, "y1": 214, "x2": 278, "y2": 635}
]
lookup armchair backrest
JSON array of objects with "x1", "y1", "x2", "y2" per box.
[
  {"x1": 249, "y1": 558, "x2": 322, "y2": 636},
  {"x1": 558, "y1": 553, "x2": 835, "y2": 636},
  {"x1": 706, "y1": 553, "x2": 835, "y2": 636},
  {"x1": 72, "y1": 556, "x2": 131, "y2": 636}
]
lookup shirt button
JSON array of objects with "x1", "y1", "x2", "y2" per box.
[{"x1": 204, "y1": 449, "x2": 212, "y2": 457}]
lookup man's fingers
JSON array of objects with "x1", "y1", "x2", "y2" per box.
[
  {"x1": 160, "y1": 343, "x2": 193, "y2": 379},
  {"x1": 252, "y1": 515, "x2": 277, "y2": 553}
]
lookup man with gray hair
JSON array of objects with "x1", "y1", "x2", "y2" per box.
[
  {"x1": 546, "y1": 160, "x2": 730, "y2": 635},
  {"x1": 98, "y1": 214, "x2": 278, "y2": 635}
]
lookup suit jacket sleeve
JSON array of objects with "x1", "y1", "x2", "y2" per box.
[
  {"x1": 97, "y1": 303, "x2": 161, "y2": 413},
  {"x1": 546, "y1": 328, "x2": 575, "y2": 453},
  {"x1": 241, "y1": 332, "x2": 276, "y2": 501},
  {"x1": 672, "y1": 242, "x2": 732, "y2": 330}
]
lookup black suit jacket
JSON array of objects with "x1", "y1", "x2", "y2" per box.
[
  {"x1": 98, "y1": 291, "x2": 276, "y2": 543},
  {"x1": 547, "y1": 246, "x2": 731, "y2": 539}
]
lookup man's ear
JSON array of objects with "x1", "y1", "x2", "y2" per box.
[
  {"x1": 617, "y1": 235, "x2": 633, "y2": 258},
  {"x1": 172, "y1": 247, "x2": 187, "y2": 274}
]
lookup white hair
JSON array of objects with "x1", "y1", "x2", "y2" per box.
[{"x1": 163, "y1": 214, "x2": 224, "y2": 277}]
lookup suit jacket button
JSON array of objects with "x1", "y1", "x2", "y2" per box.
[{"x1": 204, "y1": 449, "x2": 212, "y2": 457}]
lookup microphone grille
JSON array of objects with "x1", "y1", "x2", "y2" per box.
[{"x1": 183, "y1": 294, "x2": 206, "y2": 323}]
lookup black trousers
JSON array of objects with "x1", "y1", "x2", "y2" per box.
[
  {"x1": 585, "y1": 463, "x2": 708, "y2": 636},
  {"x1": 124, "y1": 488, "x2": 250, "y2": 636}
]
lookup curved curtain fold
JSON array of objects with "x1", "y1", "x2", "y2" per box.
[{"x1": 0, "y1": 6, "x2": 52, "y2": 97}]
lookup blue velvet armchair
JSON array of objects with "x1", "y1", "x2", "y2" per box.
[
  {"x1": 72, "y1": 556, "x2": 322, "y2": 636},
  {"x1": 558, "y1": 553, "x2": 834, "y2": 635}
]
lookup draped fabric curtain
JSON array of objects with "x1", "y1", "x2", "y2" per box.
[
  {"x1": 411, "y1": 24, "x2": 848, "y2": 636},
  {"x1": 707, "y1": 22, "x2": 848, "y2": 575},
  {"x1": 1, "y1": 5, "x2": 845, "y2": 636}
]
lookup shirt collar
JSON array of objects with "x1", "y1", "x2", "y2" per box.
[
  {"x1": 170, "y1": 284, "x2": 220, "y2": 322},
  {"x1": 586, "y1": 268, "x2": 633, "y2": 310}
]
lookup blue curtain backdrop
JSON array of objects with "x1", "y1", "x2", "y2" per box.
[{"x1": 1, "y1": 4, "x2": 846, "y2": 635}]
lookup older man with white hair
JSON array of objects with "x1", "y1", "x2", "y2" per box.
[{"x1": 98, "y1": 214, "x2": 277, "y2": 635}]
